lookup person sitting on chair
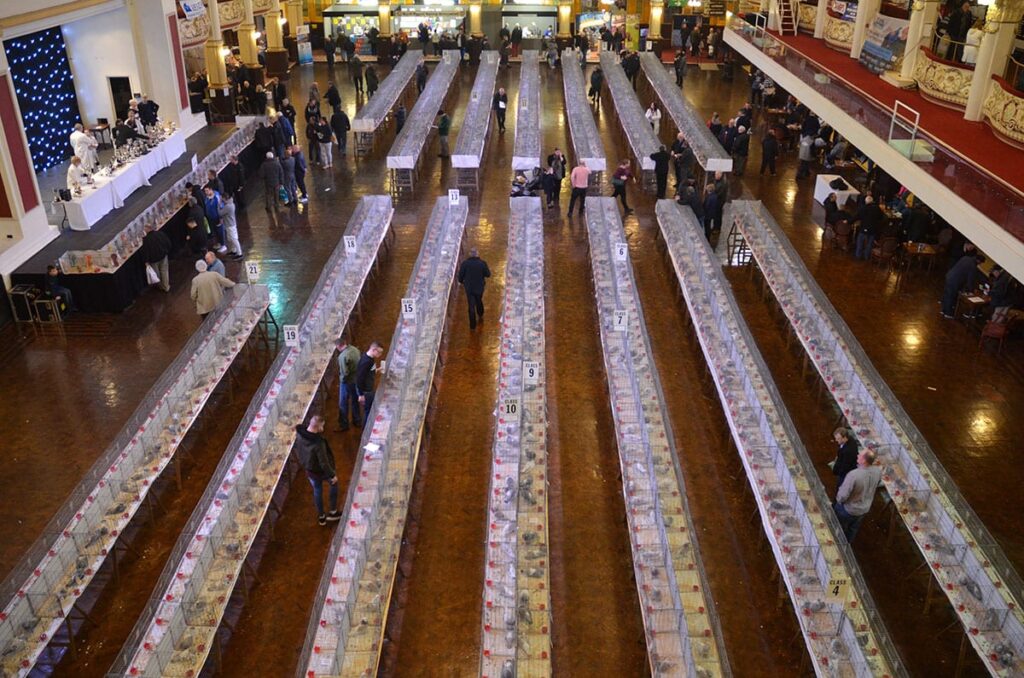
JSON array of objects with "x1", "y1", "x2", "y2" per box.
[{"x1": 46, "y1": 264, "x2": 75, "y2": 312}]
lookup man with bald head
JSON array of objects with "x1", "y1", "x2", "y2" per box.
[{"x1": 457, "y1": 248, "x2": 491, "y2": 331}]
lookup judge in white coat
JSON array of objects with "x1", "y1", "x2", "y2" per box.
[
  {"x1": 66, "y1": 156, "x2": 88, "y2": 192},
  {"x1": 69, "y1": 124, "x2": 99, "y2": 171}
]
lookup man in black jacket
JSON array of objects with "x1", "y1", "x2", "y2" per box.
[
  {"x1": 330, "y1": 106, "x2": 351, "y2": 155},
  {"x1": 831, "y1": 427, "x2": 859, "y2": 494},
  {"x1": 673, "y1": 50, "x2": 687, "y2": 87},
  {"x1": 670, "y1": 133, "x2": 694, "y2": 187},
  {"x1": 324, "y1": 82, "x2": 342, "y2": 111},
  {"x1": 356, "y1": 342, "x2": 385, "y2": 415},
  {"x1": 141, "y1": 225, "x2": 172, "y2": 292},
  {"x1": 854, "y1": 195, "x2": 884, "y2": 260},
  {"x1": 942, "y1": 249, "x2": 984, "y2": 318},
  {"x1": 458, "y1": 248, "x2": 492, "y2": 330},
  {"x1": 731, "y1": 126, "x2": 750, "y2": 177},
  {"x1": 113, "y1": 118, "x2": 144, "y2": 147},
  {"x1": 760, "y1": 132, "x2": 779, "y2": 176},
  {"x1": 649, "y1": 145, "x2": 671, "y2": 199},
  {"x1": 222, "y1": 155, "x2": 246, "y2": 208},
  {"x1": 415, "y1": 61, "x2": 428, "y2": 94},
  {"x1": 294, "y1": 415, "x2": 339, "y2": 525},
  {"x1": 492, "y1": 87, "x2": 508, "y2": 134},
  {"x1": 260, "y1": 151, "x2": 284, "y2": 210}
]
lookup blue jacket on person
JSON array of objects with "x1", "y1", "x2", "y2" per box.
[
  {"x1": 278, "y1": 115, "x2": 295, "y2": 145},
  {"x1": 204, "y1": 190, "x2": 222, "y2": 226}
]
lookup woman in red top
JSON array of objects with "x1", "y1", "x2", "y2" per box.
[{"x1": 610, "y1": 159, "x2": 633, "y2": 214}]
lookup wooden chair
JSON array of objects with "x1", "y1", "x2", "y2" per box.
[
  {"x1": 870, "y1": 237, "x2": 899, "y2": 269},
  {"x1": 979, "y1": 320, "x2": 1010, "y2": 353}
]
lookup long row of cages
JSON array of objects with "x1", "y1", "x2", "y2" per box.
[
  {"x1": 58, "y1": 119, "x2": 262, "y2": 275},
  {"x1": 0, "y1": 283, "x2": 270, "y2": 678},
  {"x1": 512, "y1": 52, "x2": 542, "y2": 173},
  {"x1": 654, "y1": 200, "x2": 905, "y2": 677},
  {"x1": 585, "y1": 198, "x2": 730, "y2": 677},
  {"x1": 352, "y1": 50, "x2": 421, "y2": 134},
  {"x1": 561, "y1": 48, "x2": 606, "y2": 184},
  {"x1": 598, "y1": 52, "x2": 658, "y2": 180},
  {"x1": 107, "y1": 196, "x2": 395, "y2": 678},
  {"x1": 728, "y1": 200, "x2": 1024, "y2": 675},
  {"x1": 637, "y1": 54, "x2": 733, "y2": 174},
  {"x1": 386, "y1": 50, "x2": 462, "y2": 171},
  {"x1": 298, "y1": 196, "x2": 468, "y2": 678},
  {"x1": 452, "y1": 51, "x2": 499, "y2": 171},
  {"x1": 478, "y1": 198, "x2": 552, "y2": 677}
]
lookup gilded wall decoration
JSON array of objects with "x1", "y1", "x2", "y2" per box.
[
  {"x1": 824, "y1": 15, "x2": 854, "y2": 50},
  {"x1": 798, "y1": 3, "x2": 818, "y2": 33},
  {"x1": 983, "y1": 78, "x2": 1024, "y2": 145},
  {"x1": 912, "y1": 50, "x2": 972, "y2": 107}
]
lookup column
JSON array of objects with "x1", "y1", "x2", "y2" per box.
[
  {"x1": 768, "y1": 0, "x2": 781, "y2": 32},
  {"x1": 899, "y1": 0, "x2": 940, "y2": 80},
  {"x1": 964, "y1": 0, "x2": 1024, "y2": 120},
  {"x1": 469, "y1": 2, "x2": 483, "y2": 37},
  {"x1": 285, "y1": 0, "x2": 303, "y2": 62},
  {"x1": 648, "y1": 0, "x2": 665, "y2": 53},
  {"x1": 850, "y1": 0, "x2": 880, "y2": 59},
  {"x1": 205, "y1": 0, "x2": 235, "y2": 122},
  {"x1": 265, "y1": 0, "x2": 289, "y2": 80},
  {"x1": 557, "y1": 0, "x2": 573, "y2": 50},
  {"x1": 378, "y1": 1, "x2": 394, "y2": 61},
  {"x1": 814, "y1": 0, "x2": 829, "y2": 38},
  {"x1": 238, "y1": 0, "x2": 264, "y2": 85}
]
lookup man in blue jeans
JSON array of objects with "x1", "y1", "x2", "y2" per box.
[
  {"x1": 294, "y1": 415, "x2": 340, "y2": 526},
  {"x1": 833, "y1": 448, "x2": 882, "y2": 543},
  {"x1": 356, "y1": 342, "x2": 384, "y2": 416},
  {"x1": 336, "y1": 337, "x2": 362, "y2": 431},
  {"x1": 854, "y1": 195, "x2": 883, "y2": 260}
]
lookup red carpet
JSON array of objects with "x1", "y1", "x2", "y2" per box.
[{"x1": 770, "y1": 32, "x2": 1024, "y2": 196}]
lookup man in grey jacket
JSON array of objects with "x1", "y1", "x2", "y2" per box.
[
  {"x1": 834, "y1": 448, "x2": 882, "y2": 543},
  {"x1": 260, "y1": 151, "x2": 284, "y2": 211},
  {"x1": 294, "y1": 414, "x2": 340, "y2": 525}
]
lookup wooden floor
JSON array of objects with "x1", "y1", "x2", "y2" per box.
[{"x1": 0, "y1": 58, "x2": 1017, "y2": 677}]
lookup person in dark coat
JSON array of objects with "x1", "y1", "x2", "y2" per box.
[
  {"x1": 945, "y1": 1, "x2": 973, "y2": 62},
  {"x1": 254, "y1": 122, "x2": 274, "y2": 157},
  {"x1": 732, "y1": 126, "x2": 750, "y2": 176},
  {"x1": 350, "y1": 55, "x2": 364, "y2": 95},
  {"x1": 138, "y1": 96, "x2": 159, "y2": 126},
  {"x1": 510, "y1": 24, "x2": 523, "y2": 57},
  {"x1": 760, "y1": 131, "x2": 779, "y2": 176},
  {"x1": 831, "y1": 427, "x2": 860, "y2": 494},
  {"x1": 356, "y1": 342, "x2": 385, "y2": 416},
  {"x1": 324, "y1": 83, "x2": 342, "y2": 111},
  {"x1": 113, "y1": 118, "x2": 144, "y2": 146},
  {"x1": 701, "y1": 184, "x2": 719, "y2": 241},
  {"x1": 222, "y1": 155, "x2": 246, "y2": 208},
  {"x1": 670, "y1": 133, "x2": 694, "y2": 187},
  {"x1": 457, "y1": 248, "x2": 492, "y2": 330},
  {"x1": 294, "y1": 415, "x2": 339, "y2": 525},
  {"x1": 415, "y1": 61, "x2": 428, "y2": 94},
  {"x1": 541, "y1": 166, "x2": 560, "y2": 209},
  {"x1": 942, "y1": 249, "x2": 984, "y2": 318},
  {"x1": 280, "y1": 98, "x2": 297, "y2": 128},
  {"x1": 649, "y1": 145, "x2": 671, "y2": 199},
  {"x1": 589, "y1": 66, "x2": 604, "y2": 105},
  {"x1": 270, "y1": 117, "x2": 287, "y2": 160},
  {"x1": 854, "y1": 196, "x2": 884, "y2": 260},
  {"x1": 324, "y1": 35, "x2": 336, "y2": 69},
  {"x1": 622, "y1": 51, "x2": 641, "y2": 89},
  {"x1": 395, "y1": 103, "x2": 407, "y2": 135},
  {"x1": 673, "y1": 50, "x2": 687, "y2": 87},
  {"x1": 492, "y1": 87, "x2": 508, "y2": 133},
  {"x1": 141, "y1": 226, "x2": 173, "y2": 291},
  {"x1": 260, "y1": 151, "x2": 284, "y2": 210},
  {"x1": 330, "y1": 106, "x2": 351, "y2": 155},
  {"x1": 365, "y1": 65, "x2": 379, "y2": 97}
]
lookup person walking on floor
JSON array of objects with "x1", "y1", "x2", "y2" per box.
[
  {"x1": 331, "y1": 105, "x2": 351, "y2": 155},
  {"x1": 645, "y1": 102, "x2": 662, "y2": 137},
  {"x1": 280, "y1": 148, "x2": 298, "y2": 205},
  {"x1": 548, "y1": 148, "x2": 567, "y2": 203},
  {"x1": 760, "y1": 130, "x2": 779, "y2": 176},
  {"x1": 203, "y1": 186, "x2": 228, "y2": 253},
  {"x1": 260, "y1": 151, "x2": 284, "y2": 210},
  {"x1": 218, "y1": 195, "x2": 243, "y2": 259},
  {"x1": 395, "y1": 103, "x2": 407, "y2": 135},
  {"x1": 671, "y1": 133, "x2": 695, "y2": 187},
  {"x1": 458, "y1": 248, "x2": 492, "y2": 330},
  {"x1": 324, "y1": 82, "x2": 342, "y2": 113},
  {"x1": 673, "y1": 49, "x2": 687, "y2": 87},
  {"x1": 316, "y1": 116, "x2": 335, "y2": 168},
  {"x1": 701, "y1": 183, "x2": 719, "y2": 241},
  {"x1": 610, "y1": 159, "x2": 633, "y2": 214},
  {"x1": 336, "y1": 338, "x2": 362, "y2": 431},
  {"x1": 830, "y1": 427, "x2": 860, "y2": 494},
  {"x1": 649, "y1": 145, "x2": 671, "y2": 199},
  {"x1": 834, "y1": 448, "x2": 882, "y2": 543},
  {"x1": 567, "y1": 162, "x2": 591, "y2": 216},
  {"x1": 306, "y1": 116, "x2": 321, "y2": 167},
  {"x1": 292, "y1": 145, "x2": 309, "y2": 203},
  {"x1": 492, "y1": 87, "x2": 508, "y2": 134},
  {"x1": 365, "y1": 65, "x2": 379, "y2": 98},
  {"x1": 853, "y1": 196, "x2": 883, "y2": 260},
  {"x1": 190, "y1": 259, "x2": 235, "y2": 319},
  {"x1": 294, "y1": 414, "x2": 340, "y2": 526},
  {"x1": 350, "y1": 55, "x2": 365, "y2": 95},
  {"x1": 141, "y1": 225, "x2": 172, "y2": 292},
  {"x1": 732, "y1": 126, "x2": 750, "y2": 177},
  {"x1": 324, "y1": 35, "x2": 336, "y2": 69},
  {"x1": 589, "y1": 66, "x2": 604, "y2": 106},
  {"x1": 541, "y1": 166, "x2": 560, "y2": 209},
  {"x1": 435, "y1": 109, "x2": 451, "y2": 158},
  {"x1": 356, "y1": 342, "x2": 385, "y2": 415},
  {"x1": 415, "y1": 60, "x2": 428, "y2": 94}
]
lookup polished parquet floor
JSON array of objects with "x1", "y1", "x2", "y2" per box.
[{"x1": 0, "y1": 56, "x2": 1019, "y2": 677}]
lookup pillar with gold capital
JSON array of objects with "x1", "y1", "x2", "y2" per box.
[
  {"x1": 556, "y1": 0, "x2": 573, "y2": 51},
  {"x1": 965, "y1": 0, "x2": 1024, "y2": 120},
  {"x1": 378, "y1": 1, "x2": 394, "y2": 61},
  {"x1": 897, "y1": 0, "x2": 939, "y2": 82},
  {"x1": 265, "y1": 0, "x2": 290, "y2": 80},
  {"x1": 285, "y1": 0, "x2": 304, "y2": 62},
  {"x1": 647, "y1": 0, "x2": 665, "y2": 53},
  {"x1": 238, "y1": 0, "x2": 265, "y2": 85},
  {"x1": 204, "y1": 0, "x2": 235, "y2": 121}
]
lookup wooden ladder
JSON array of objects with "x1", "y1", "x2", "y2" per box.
[{"x1": 778, "y1": 0, "x2": 798, "y2": 35}]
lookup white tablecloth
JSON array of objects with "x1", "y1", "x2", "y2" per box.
[
  {"x1": 814, "y1": 173, "x2": 860, "y2": 207},
  {"x1": 66, "y1": 130, "x2": 187, "y2": 231}
]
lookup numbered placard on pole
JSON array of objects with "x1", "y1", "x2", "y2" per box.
[
  {"x1": 615, "y1": 242, "x2": 629, "y2": 262},
  {"x1": 502, "y1": 397, "x2": 520, "y2": 416},
  {"x1": 613, "y1": 309, "x2": 629, "y2": 331},
  {"x1": 524, "y1": 361, "x2": 540, "y2": 385},
  {"x1": 283, "y1": 324, "x2": 299, "y2": 347},
  {"x1": 448, "y1": 189, "x2": 461, "y2": 206},
  {"x1": 344, "y1": 235, "x2": 357, "y2": 254},
  {"x1": 401, "y1": 297, "x2": 417, "y2": 319},
  {"x1": 245, "y1": 260, "x2": 261, "y2": 283},
  {"x1": 826, "y1": 578, "x2": 849, "y2": 604}
]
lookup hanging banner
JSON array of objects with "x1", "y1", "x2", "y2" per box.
[
  {"x1": 858, "y1": 14, "x2": 910, "y2": 74},
  {"x1": 828, "y1": 0, "x2": 858, "y2": 21},
  {"x1": 297, "y1": 24, "x2": 314, "y2": 66},
  {"x1": 179, "y1": 0, "x2": 207, "y2": 20}
]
